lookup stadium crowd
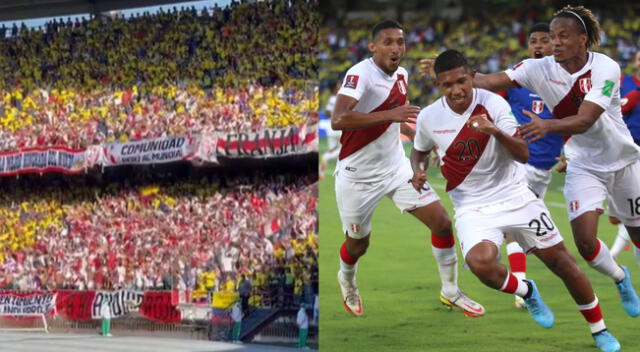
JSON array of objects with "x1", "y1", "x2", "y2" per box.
[
  {"x1": 0, "y1": 1, "x2": 319, "y2": 152},
  {"x1": 0, "y1": 85, "x2": 317, "y2": 151},
  {"x1": 319, "y1": 3, "x2": 640, "y2": 106},
  {"x1": 0, "y1": 171, "x2": 318, "y2": 306}
]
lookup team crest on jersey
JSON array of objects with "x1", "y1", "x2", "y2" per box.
[
  {"x1": 578, "y1": 78, "x2": 592, "y2": 94},
  {"x1": 350, "y1": 224, "x2": 360, "y2": 234},
  {"x1": 532, "y1": 100, "x2": 545, "y2": 114},
  {"x1": 344, "y1": 75, "x2": 359, "y2": 89},
  {"x1": 569, "y1": 200, "x2": 580, "y2": 212},
  {"x1": 397, "y1": 79, "x2": 407, "y2": 95}
]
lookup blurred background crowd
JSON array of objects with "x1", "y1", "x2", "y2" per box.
[{"x1": 319, "y1": 2, "x2": 640, "y2": 107}]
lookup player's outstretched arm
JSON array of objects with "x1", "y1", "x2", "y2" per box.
[
  {"x1": 331, "y1": 94, "x2": 420, "y2": 130},
  {"x1": 467, "y1": 114, "x2": 529, "y2": 163},
  {"x1": 409, "y1": 147, "x2": 429, "y2": 192},
  {"x1": 419, "y1": 58, "x2": 515, "y2": 92},
  {"x1": 520, "y1": 101, "x2": 603, "y2": 142}
]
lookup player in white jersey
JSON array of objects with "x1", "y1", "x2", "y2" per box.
[
  {"x1": 412, "y1": 50, "x2": 620, "y2": 352},
  {"x1": 333, "y1": 20, "x2": 484, "y2": 318},
  {"x1": 320, "y1": 81, "x2": 342, "y2": 178},
  {"x1": 420, "y1": 5, "x2": 640, "y2": 324}
]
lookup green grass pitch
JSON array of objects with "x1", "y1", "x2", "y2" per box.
[{"x1": 318, "y1": 140, "x2": 639, "y2": 352}]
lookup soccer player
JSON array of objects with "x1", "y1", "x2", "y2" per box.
[
  {"x1": 422, "y1": 5, "x2": 640, "y2": 321},
  {"x1": 333, "y1": 20, "x2": 484, "y2": 318},
  {"x1": 320, "y1": 81, "x2": 342, "y2": 178},
  {"x1": 412, "y1": 49, "x2": 620, "y2": 352},
  {"x1": 498, "y1": 23, "x2": 564, "y2": 309}
]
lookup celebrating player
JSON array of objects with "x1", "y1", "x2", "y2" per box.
[
  {"x1": 412, "y1": 49, "x2": 620, "y2": 352},
  {"x1": 421, "y1": 5, "x2": 640, "y2": 321},
  {"x1": 333, "y1": 20, "x2": 484, "y2": 318}
]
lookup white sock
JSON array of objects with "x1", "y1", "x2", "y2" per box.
[
  {"x1": 585, "y1": 239, "x2": 625, "y2": 282},
  {"x1": 432, "y1": 246, "x2": 458, "y2": 297},
  {"x1": 339, "y1": 259, "x2": 357, "y2": 282},
  {"x1": 610, "y1": 225, "x2": 630, "y2": 259}
]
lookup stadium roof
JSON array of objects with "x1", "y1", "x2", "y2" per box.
[{"x1": 0, "y1": 0, "x2": 198, "y2": 21}]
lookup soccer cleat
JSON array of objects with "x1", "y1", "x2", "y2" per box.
[
  {"x1": 592, "y1": 330, "x2": 621, "y2": 352},
  {"x1": 615, "y1": 265, "x2": 640, "y2": 317},
  {"x1": 514, "y1": 295, "x2": 526, "y2": 309},
  {"x1": 338, "y1": 271, "x2": 363, "y2": 316},
  {"x1": 440, "y1": 290, "x2": 485, "y2": 317},
  {"x1": 523, "y1": 280, "x2": 554, "y2": 328}
]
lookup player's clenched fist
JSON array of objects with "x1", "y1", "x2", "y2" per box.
[
  {"x1": 419, "y1": 58, "x2": 436, "y2": 78},
  {"x1": 388, "y1": 105, "x2": 420, "y2": 123},
  {"x1": 467, "y1": 113, "x2": 498, "y2": 135},
  {"x1": 411, "y1": 170, "x2": 427, "y2": 192}
]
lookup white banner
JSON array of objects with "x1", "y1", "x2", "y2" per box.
[
  {"x1": 101, "y1": 135, "x2": 198, "y2": 166},
  {"x1": 0, "y1": 292, "x2": 56, "y2": 316},
  {"x1": 91, "y1": 290, "x2": 144, "y2": 319}
]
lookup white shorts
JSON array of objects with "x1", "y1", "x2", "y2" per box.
[
  {"x1": 335, "y1": 161, "x2": 440, "y2": 239},
  {"x1": 455, "y1": 191, "x2": 563, "y2": 259},
  {"x1": 564, "y1": 160, "x2": 640, "y2": 226},
  {"x1": 524, "y1": 163, "x2": 552, "y2": 199}
]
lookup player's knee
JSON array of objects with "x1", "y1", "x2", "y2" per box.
[
  {"x1": 347, "y1": 238, "x2": 369, "y2": 258},
  {"x1": 431, "y1": 214, "x2": 452, "y2": 237},
  {"x1": 465, "y1": 251, "x2": 496, "y2": 278},
  {"x1": 575, "y1": 239, "x2": 597, "y2": 258}
]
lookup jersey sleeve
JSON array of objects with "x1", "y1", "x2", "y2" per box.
[
  {"x1": 504, "y1": 59, "x2": 538, "y2": 92},
  {"x1": 490, "y1": 94, "x2": 519, "y2": 136},
  {"x1": 338, "y1": 65, "x2": 368, "y2": 101},
  {"x1": 584, "y1": 58, "x2": 621, "y2": 111},
  {"x1": 414, "y1": 108, "x2": 434, "y2": 152}
]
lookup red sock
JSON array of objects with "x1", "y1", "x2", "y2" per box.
[
  {"x1": 340, "y1": 242, "x2": 358, "y2": 265},
  {"x1": 508, "y1": 252, "x2": 526, "y2": 273},
  {"x1": 431, "y1": 232, "x2": 455, "y2": 248},
  {"x1": 578, "y1": 298, "x2": 605, "y2": 333}
]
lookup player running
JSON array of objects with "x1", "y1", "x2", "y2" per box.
[
  {"x1": 498, "y1": 22, "x2": 564, "y2": 309},
  {"x1": 333, "y1": 20, "x2": 484, "y2": 318},
  {"x1": 412, "y1": 49, "x2": 621, "y2": 352},
  {"x1": 421, "y1": 5, "x2": 640, "y2": 323}
]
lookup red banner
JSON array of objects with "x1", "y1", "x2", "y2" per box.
[
  {"x1": 140, "y1": 291, "x2": 182, "y2": 323},
  {"x1": 54, "y1": 290, "x2": 96, "y2": 321}
]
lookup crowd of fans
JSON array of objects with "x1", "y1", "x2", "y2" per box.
[
  {"x1": 0, "y1": 170, "x2": 318, "y2": 306},
  {"x1": 0, "y1": 84, "x2": 317, "y2": 151},
  {"x1": 319, "y1": 3, "x2": 640, "y2": 107},
  {"x1": 0, "y1": 1, "x2": 318, "y2": 91}
]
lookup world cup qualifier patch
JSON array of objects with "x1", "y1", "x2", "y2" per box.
[
  {"x1": 344, "y1": 75, "x2": 359, "y2": 89},
  {"x1": 602, "y1": 80, "x2": 614, "y2": 97}
]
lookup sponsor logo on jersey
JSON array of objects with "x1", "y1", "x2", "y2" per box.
[
  {"x1": 532, "y1": 100, "x2": 545, "y2": 114},
  {"x1": 579, "y1": 78, "x2": 592, "y2": 93},
  {"x1": 397, "y1": 79, "x2": 407, "y2": 95},
  {"x1": 433, "y1": 129, "x2": 457, "y2": 134},
  {"x1": 344, "y1": 166, "x2": 357, "y2": 172},
  {"x1": 344, "y1": 75, "x2": 359, "y2": 89},
  {"x1": 569, "y1": 200, "x2": 580, "y2": 212},
  {"x1": 602, "y1": 80, "x2": 614, "y2": 97}
]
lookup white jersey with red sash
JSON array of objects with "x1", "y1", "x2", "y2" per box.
[
  {"x1": 337, "y1": 58, "x2": 408, "y2": 182},
  {"x1": 414, "y1": 88, "x2": 528, "y2": 212},
  {"x1": 505, "y1": 52, "x2": 640, "y2": 172}
]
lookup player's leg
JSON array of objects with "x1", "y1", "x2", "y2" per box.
[
  {"x1": 388, "y1": 163, "x2": 484, "y2": 317},
  {"x1": 335, "y1": 174, "x2": 384, "y2": 316},
  {"x1": 455, "y1": 208, "x2": 549, "y2": 325},
  {"x1": 505, "y1": 234, "x2": 526, "y2": 308},
  {"x1": 533, "y1": 242, "x2": 620, "y2": 352},
  {"x1": 606, "y1": 160, "x2": 640, "y2": 316},
  {"x1": 564, "y1": 168, "x2": 627, "y2": 280}
]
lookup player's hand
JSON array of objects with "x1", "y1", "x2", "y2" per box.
[
  {"x1": 411, "y1": 170, "x2": 428, "y2": 193},
  {"x1": 419, "y1": 59, "x2": 436, "y2": 78},
  {"x1": 388, "y1": 105, "x2": 420, "y2": 123},
  {"x1": 519, "y1": 110, "x2": 549, "y2": 143},
  {"x1": 467, "y1": 113, "x2": 498, "y2": 135},
  {"x1": 555, "y1": 155, "x2": 567, "y2": 173}
]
